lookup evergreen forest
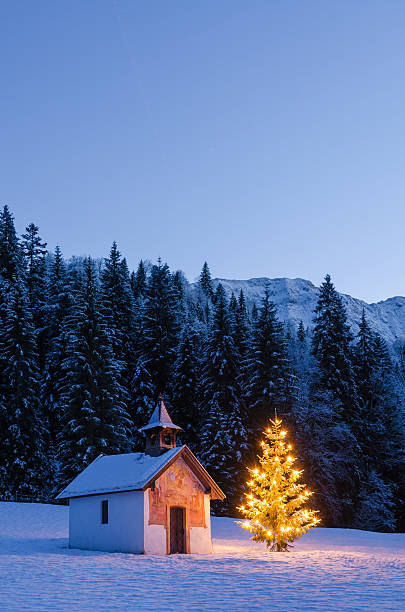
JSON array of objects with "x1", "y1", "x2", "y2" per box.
[{"x1": 0, "y1": 205, "x2": 404, "y2": 532}]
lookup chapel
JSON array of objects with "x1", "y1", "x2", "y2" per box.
[{"x1": 57, "y1": 398, "x2": 225, "y2": 554}]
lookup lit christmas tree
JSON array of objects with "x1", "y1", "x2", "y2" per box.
[{"x1": 238, "y1": 415, "x2": 320, "y2": 551}]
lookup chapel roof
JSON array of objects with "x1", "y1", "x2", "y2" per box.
[
  {"x1": 139, "y1": 396, "x2": 182, "y2": 432},
  {"x1": 56, "y1": 445, "x2": 225, "y2": 501}
]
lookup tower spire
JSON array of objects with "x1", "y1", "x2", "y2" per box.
[{"x1": 140, "y1": 395, "x2": 182, "y2": 456}]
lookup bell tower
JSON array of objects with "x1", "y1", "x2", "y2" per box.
[{"x1": 140, "y1": 395, "x2": 182, "y2": 456}]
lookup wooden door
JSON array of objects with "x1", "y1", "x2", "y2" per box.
[{"x1": 169, "y1": 506, "x2": 186, "y2": 554}]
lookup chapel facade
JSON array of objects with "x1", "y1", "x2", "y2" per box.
[{"x1": 57, "y1": 398, "x2": 225, "y2": 554}]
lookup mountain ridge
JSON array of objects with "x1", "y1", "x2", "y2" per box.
[{"x1": 194, "y1": 276, "x2": 405, "y2": 347}]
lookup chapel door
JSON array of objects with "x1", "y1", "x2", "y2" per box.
[{"x1": 169, "y1": 506, "x2": 186, "y2": 554}]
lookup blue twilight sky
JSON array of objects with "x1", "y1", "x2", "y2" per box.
[{"x1": 1, "y1": 0, "x2": 405, "y2": 303}]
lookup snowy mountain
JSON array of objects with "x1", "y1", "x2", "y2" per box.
[{"x1": 196, "y1": 277, "x2": 405, "y2": 346}]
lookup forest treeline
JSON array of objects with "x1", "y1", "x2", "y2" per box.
[{"x1": 0, "y1": 205, "x2": 404, "y2": 531}]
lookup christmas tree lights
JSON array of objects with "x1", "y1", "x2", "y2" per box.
[{"x1": 238, "y1": 416, "x2": 320, "y2": 551}]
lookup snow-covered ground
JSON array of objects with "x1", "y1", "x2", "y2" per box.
[{"x1": 0, "y1": 502, "x2": 404, "y2": 611}]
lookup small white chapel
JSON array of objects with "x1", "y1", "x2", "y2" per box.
[{"x1": 57, "y1": 398, "x2": 225, "y2": 554}]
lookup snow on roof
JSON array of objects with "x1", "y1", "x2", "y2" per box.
[
  {"x1": 56, "y1": 446, "x2": 183, "y2": 500},
  {"x1": 139, "y1": 397, "x2": 182, "y2": 432}
]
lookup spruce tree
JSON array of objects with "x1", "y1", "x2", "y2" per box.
[
  {"x1": 251, "y1": 302, "x2": 258, "y2": 322},
  {"x1": 0, "y1": 280, "x2": 47, "y2": 499},
  {"x1": 310, "y1": 276, "x2": 361, "y2": 525},
  {"x1": 297, "y1": 320, "x2": 305, "y2": 344},
  {"x1": 21, "y1": 222, "x2": 48, "y2": 364},
  {"x1": 137, "y1": 259, "x2": 180, "y2": 393},
  {"x1": 199, "y1": 284, "x2": 248, "y2": 513},
  {"x1": 233, "y1": 289, "x2": 251, "y2": 358},
  {"x1": 238, "y1": 416, "x2": 319, "y2": 550},
  {"x1": 353, "y1": 312, "x2": 404, "y2": 530},
  {"x1": 199, "y1": 261, "x2": 214, "y2": 301},
  {"x1": 100, "y1": 243, "x2": 135, "y2": 411},
  {"x1": 292, "y1": 383, "x2": 358, "y2": 526},
  {"x1": 243, "y1": 287, "x2": 293, "y2": 443},
  {"x1": 21, "y1": 222, "x2": 47, "y2": 311},
  {"x1": 312, "y1": 274, "x2": 358, "y2": 424},
  {"x1": 131, "y1": 259, "x2": 147, "y2": 300},
  {"x1": 168, "y1": 321, "x2": 202, "y2": 449},
  {"x1": 57, "y1": 258, "x2": 131, "y2": 489},
  {"x1": 130, "y1": 358, "x2": 156, "y2": 448},
  {"x1": 0, "y1": 205, "x2": 22, "y2": 283},
  {"x1": 42, "y1": 247, "x2": 73, "y2": 454}
]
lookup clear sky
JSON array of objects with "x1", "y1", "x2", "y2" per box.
[{"x1": 1, "y1": 0, "x2": 405, "y2": 303}]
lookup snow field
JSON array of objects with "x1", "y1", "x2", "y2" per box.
[{"x1": 0, "y1": 502, "x2": 404, "y2": 611}]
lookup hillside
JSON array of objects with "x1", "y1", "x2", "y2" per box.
[
  {"x1": 0, "y1": 502, "x2": 404, "y2": 611},
  {"x1": 199, "y1": 277, "x2": 405, "y2": 346}
]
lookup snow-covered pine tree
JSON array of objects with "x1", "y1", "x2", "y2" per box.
[
  {"x1": 292, "y1": 382, "x2": 358, "y2": 526},
  {"x1": 100, "y1": 243, "x2": 135, "y2": 357},
  {"x1": 312, "y1": 274, "x2": 359, "y2": 426},
  {"x1": 130, "y1": 259, "x2": 147, "y2": 300},
  {"x1": 136, "y1": 259, "x2": 180, "y2": 393},
  {"x1": 199, "y1": 283, "x2": 248, "y2": 514},
  {"x1": 251, "y1": 302, "x2": 258, "y2": 322},
  {"x1": 231, "y1": 289, "x2": 251, "y2": 359},
  {"x1": 130, "y1": 357, "x2": 156, "y2": 448},
  {"x1": 21, "y1": 222, "x2": 47, "y2": 313},
  {"x1": 0, "y1": 279, "x2": 47, "y2": 499},
  {"x1": 172, "y1": 269, "x2": 188, "y2": 325},
  {"x1": 0, "y1": 205, "x2": 22, "y2": 284},
  {"x1": 57, "y1": 257, "x2": 131, "y2": 490},
  {"x1": 194, "y1": 261, "x2": 214, "y2": 325},
  {"x1": 21, "y1": 223, "x2": 48, "y2": 365},
  {"x1": 297, "y1": 320, "x2": 306, "y2": 344},
  {"x1": 199, "y1": 261, "x2": 214, "y2": 301},
  {"x1": 353, "y1": 311, "x2": 405, "y2": 531},
  {"x1": 229, "y1": 292, "x2": 238, "y2": 314},
  {"x1": 41, "y1": 247, "x2": 73, "y2": 458},
  {"x1": 243, "y1": 287, "x2": 294, "y2": 447},
  {"x1": 238, "y1": 415, "x2": 319, "y2": 550},
  {"x1": 100, "y1": 243, "x2": 135, "y2": 414},
  {"x1": 168, "y1": 320, "x2": 202, "y2": 449},
  {"x1": 310, "y1": 275, "x2": 361, "y2": 525}
]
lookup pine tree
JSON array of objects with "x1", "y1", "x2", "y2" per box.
[
  {"x1": 297, "y1": 320, "x2": 305, "y2": 344},
  {"x1": 233, "y1": 289, "x2": 251, "y2": 358},
  {"x1": 168, "y1": 321, "x2": 202, "y2": 448},
  {"x1": 353, "y1": 311, "x2": 405, "y2": 530},
  {"x1": 57, "y1": 257, "x2": 131, "y2": 489},
  {"x1": 0, "y1": 205, "x2": 22, "y2": 283},
  {"x1": 229, "y1": 292, "x2": 237, "y2": 313},
  {"x1": 21, "y1": 222, "x2": 47, "y2": 311},
  {"x1": 21, "y1": 222, "x2": 48, "y2": 365},
  {"x1": 238, "y1": 416, "x2": 319, "y2": 551},
  {"x1": 312, "y1": 274, "x2": 358, "y2": 424},
  {"x1": 42, "y1": 247, "x2": 73, "y2": 453},
  {"x1": 172, "y1": 270, "x2": 187, "y2": 324},
  {"x1": 199, "y1": 284, "x2": 248, "y2": 513},
  {"x1": 130, "y1": 358, "x2": 156, "y2": 448},
  {"x1": 100, "y1": 243, "x2": 135, "y2": 411},
  {"x1": 251, "y1": 302, "x2": 258, "y2": 322},
  {"x1": 310, "y1": 276, "x2": 363, "y2": 524},
  {"x1": 101, "y1": 243, "x2": 134, "y2": 355},
  {"x1": 292, "y1": 383, "x2": 358, "y2": 526},
  {"x1": 131, "y1": 260, "x2": 147, "y2": 300},
  {"x1": 199, "y1": 261, "x2": 214, "y2": 301},
  {"x1": 0, "y1": 280, "x2": 47, "y2": 498},
  {"x1": 137, "y1": 259, "x2": 180, "y2": 392},
  {"x1": 243, "y1": 287, "x2": 293, "y2": 443}
]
